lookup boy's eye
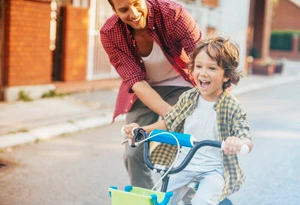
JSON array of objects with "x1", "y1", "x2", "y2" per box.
[{"x1": 209, "y1": 67, "x2": 216, "y2": 70}]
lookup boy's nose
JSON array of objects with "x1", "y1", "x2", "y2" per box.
[{"x1": 200, "y1": 70, "x2": 208, "y2": 77}]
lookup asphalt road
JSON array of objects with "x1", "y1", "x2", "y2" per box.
[
  {"x1": 0, "y1": 121, "x2": 128, "y2": 205},
  {"x1": 230, "y1": 80, "x2": 300, "y2": 204},
  {"x1": 0, "y1": 81, "x2": 300, "y2": 205}
]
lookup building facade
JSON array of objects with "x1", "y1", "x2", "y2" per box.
[
  {"x1": 269, "y1": 0, "x2": 300, "y2": 60},
  {"x1": 0, "y1": 0, "x2": 298, "y2": 102},
  {"x1": 1, "y1": 0, "x2": 89, "y2": 101}
]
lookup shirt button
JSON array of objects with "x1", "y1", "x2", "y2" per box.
[
  {"x1": 130, "y1": 100, "x2": 133, "y2": 104},
  {"x1": 125, "y1": 109, "x2": 128, "y2": 112},
  {"x1": 153, "y1": 27, "x2": 155, "y2": 30},
  {"x1": 140, "y1": 60, "x2": 143, "y2": 63}
]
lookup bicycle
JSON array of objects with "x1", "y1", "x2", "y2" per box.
[{"x1": 108, "y1": 128, "x2": 249, "y2": 205}]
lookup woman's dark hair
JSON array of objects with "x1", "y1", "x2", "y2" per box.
[{"x1": 187, "y1": 34, "x2": 242, "y2": 89}]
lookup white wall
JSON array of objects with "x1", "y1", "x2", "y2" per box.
[
  {"x1": 177, "y1": 0, "x2": 250, "y2": 72},
  {"x1": 217, "y1": 0, "x2": 250, "y2": 72}
]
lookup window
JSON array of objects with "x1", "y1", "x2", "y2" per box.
[{"x1": 72, "y1": 0, "x2": 89, "y2": 8}]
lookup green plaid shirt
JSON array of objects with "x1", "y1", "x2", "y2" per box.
[{"x1": 151, "y1": 88, "x2": 252, "y2": 200}]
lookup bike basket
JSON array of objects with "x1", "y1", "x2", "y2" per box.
[{"x1": 108, "y1": 185, "x2": 173, "y2": 205}]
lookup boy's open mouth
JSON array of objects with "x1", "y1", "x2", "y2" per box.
[{"x1": 200, "y1": 80, "x2": 210, "y2": 89}]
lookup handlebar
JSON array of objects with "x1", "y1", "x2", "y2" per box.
[
  {"x1": 148, "y1": 129, "x2": 249, "y2": 155},
  {"x1": 121, "y1": 127, "x2": 249, "y2": 174},
  {"x1": 134, "y1": 128, "x2": 223, "y2": 175},
  {"x1": 121, "y1": 127, "x2": 249, "y2": 154},
  {"x1": 121, "y1": 127, "x2": 250, "y2": 192}
]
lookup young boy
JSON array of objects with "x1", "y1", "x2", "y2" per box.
[
  {"x1": 123, "y1": 35, "x2": 254, "y2": 205},
  {"x1": 101, "y1": 0, "x2": 202, "y2": 190}
]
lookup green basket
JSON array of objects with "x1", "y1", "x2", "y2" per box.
[{"x1": 108, "y1": 185, "x2": 173, "y2": 205}]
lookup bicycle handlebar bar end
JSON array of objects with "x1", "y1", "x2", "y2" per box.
[{"x1": 240, "y1": 144, "x2": 250, "y2": 155}]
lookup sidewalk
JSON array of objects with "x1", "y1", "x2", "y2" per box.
[{"x1": 1, "y1": 60, "x2": 300, "y2": 149}]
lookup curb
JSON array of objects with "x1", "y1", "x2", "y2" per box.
[
  {"x1": 1, "y1": 73, "x2": 300, "y2": 149},
  {"x1": 0, "y1": 115, "x2": 125, "y2": 149}
]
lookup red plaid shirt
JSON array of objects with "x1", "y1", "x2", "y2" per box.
[{"x1": 100, "y1": 0, "x2": 202, "y2": 122}]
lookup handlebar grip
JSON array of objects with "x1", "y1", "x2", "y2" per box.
[
  {"x1": 239, "y1": 144, "x2": 250, "y2": 155},
  {"x1": 129, "y1": 128, "x2": 148, "y2": 147}
]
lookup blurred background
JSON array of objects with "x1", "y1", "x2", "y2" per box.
[
  {"x1": 0, "y1": 0, "x2": 299, "y2": 101},
  {"x1": 0, "y1": 1, "x2": 300, "y2": 204}
]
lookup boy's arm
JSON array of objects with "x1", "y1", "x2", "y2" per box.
[
  {"x1": 142, "y1": 120, "x2": 167, "y2": 134},
  {"x1": 225, "y1": 102, "x2": 254, "y2": 155}
]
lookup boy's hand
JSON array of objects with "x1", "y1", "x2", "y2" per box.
[
  {"x1": 122, "y1": 123, "x2": 140, "y2": 139},
  {"x1": 223, "y1": 137, "x2": 243, "y2": 155}
]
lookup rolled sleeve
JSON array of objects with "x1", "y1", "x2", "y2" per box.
[
  {"x1": 100, "y1": 31, "x2": 146, "y2": 92},
  {"x1": 232, "y1": 106, "x2": 252, "y2": 140}
]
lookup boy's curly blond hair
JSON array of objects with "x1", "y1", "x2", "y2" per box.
[{"x1": 187, "y1": 34, "x2": 243, "y2": 89}]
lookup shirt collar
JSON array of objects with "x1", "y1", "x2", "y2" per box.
[
  {"x1": 214, "y1": 90, "x2": 228, "y2": 110},
  {"x1": 191, "y1": 88, "x2": 228, "y2": 110}
]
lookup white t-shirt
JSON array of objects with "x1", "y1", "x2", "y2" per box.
[
  {"x1": 141, "y1": 41, "x2": 192, "y2": 87},
  {"x1": 175, "y1": 95, "x2": 223, "y2": 173}
]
